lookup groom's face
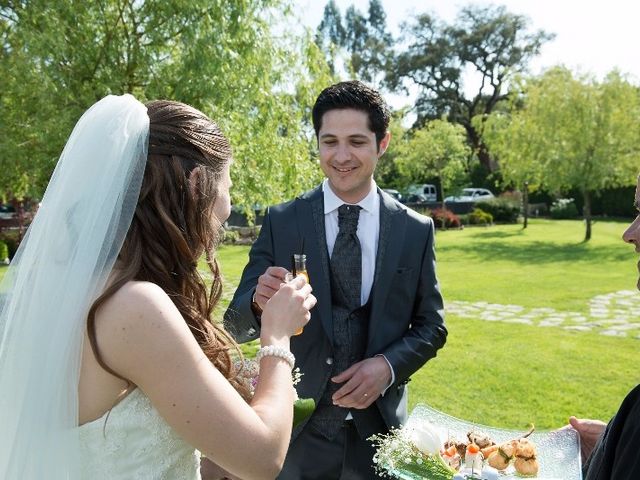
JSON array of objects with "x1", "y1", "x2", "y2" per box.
[{"x1": 317, "y1": 108, "x2": 389, "y2": 204}]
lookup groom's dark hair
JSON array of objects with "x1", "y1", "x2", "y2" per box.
[{"x1": 312, "y1": 80, "x2": 391, "y2": 150}]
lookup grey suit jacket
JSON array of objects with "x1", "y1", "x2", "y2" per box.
[{"x1": 224, "y1": 185, "x2": 447, "y2": 434}]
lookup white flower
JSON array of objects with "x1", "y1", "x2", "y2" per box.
[{"x1": 408, "y1": 421, "x2": 443, "y2": 456}]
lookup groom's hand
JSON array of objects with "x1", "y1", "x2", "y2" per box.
[
  {"x1": 254, "y1": 266, "x2": 289, "y2": 311},
  {"x1": 331, "y1": 357, "x2": 392, "y2": 409}
]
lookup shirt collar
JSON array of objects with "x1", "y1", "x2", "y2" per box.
[{"x1": 322, "y1": 178, "x2": 377, "y2": 214}]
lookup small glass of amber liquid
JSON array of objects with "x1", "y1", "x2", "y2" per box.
[{"x1": 286, "y1": 254, "x2": 308, "y2": 335}]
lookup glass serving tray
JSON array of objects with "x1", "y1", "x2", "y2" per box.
[{"x1": 386, "y1": 403, "x2": 582, "y2": 480}]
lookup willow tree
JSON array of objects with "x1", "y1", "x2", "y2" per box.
[
  {"x1": 483, "y1": 67, "x2": 640, "y2": 240},
  {"x1": 0, "y1": 0, "x2": 331, "y2": 214},
  {"x1": 480, "y1": 89, "x2": 546, "y2": 228}
]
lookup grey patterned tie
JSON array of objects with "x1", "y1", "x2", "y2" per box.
[
  {"x1": 308, "y1": 203, "x2": 363, "y2": 440},
  {"x1": 330, "y1": 204, "x2": 362, "y2": 310}
]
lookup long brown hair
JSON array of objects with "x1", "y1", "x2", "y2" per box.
[{"x1": 87, "y1": 100, "x2": 249, "y2": 399}]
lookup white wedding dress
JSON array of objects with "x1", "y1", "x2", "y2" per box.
[{"x1": 78, "y1": 388, "x2": 201, "y2": 479}]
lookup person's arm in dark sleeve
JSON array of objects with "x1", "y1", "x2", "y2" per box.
[
  {"x1": 380, "y1": 217, "x2": 447, "y2": 386},
  {"x1": 223, "y1": 209, "x2": 275, "y2": 343}
]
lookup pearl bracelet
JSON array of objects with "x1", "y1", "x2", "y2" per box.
[{"x1": 255, "y1": 345, "x2": 295, "y2": 370}]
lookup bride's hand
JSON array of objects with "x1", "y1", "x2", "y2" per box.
[{"x1": 260, "y1": 275, "x2": 315, "y2": 345}]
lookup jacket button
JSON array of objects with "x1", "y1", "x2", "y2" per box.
[{"x1": 325, "y1": 357, "x2": 333, "y2": 365}]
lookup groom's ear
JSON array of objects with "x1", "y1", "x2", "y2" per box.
[{"x1": 378, "y1": 131, "x2": 391, "y2": 156}]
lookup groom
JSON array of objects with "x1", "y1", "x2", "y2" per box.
[{"x1": 224, "y1": 80, "x2": 447, "y2": 479}]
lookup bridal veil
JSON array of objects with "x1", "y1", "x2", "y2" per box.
[{"x1": 0, "y1": 94, "x2": 149, "y2": 478}]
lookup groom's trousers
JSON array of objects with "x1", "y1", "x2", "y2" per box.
[{"x1": 277, "y1": 419, "x2": 384, "y2": 480}]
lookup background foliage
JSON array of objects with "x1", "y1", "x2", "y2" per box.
[
  {"x1": 0, "y1": 0, "x2": 332, "y2": 213},
  {"x1": 2, "y1": 0, "x2": 639, "y2": 234},
  {"x1": 313, "y1": 0, "x2": 639, "y2": 235},
  {"x1": 482, "y1": 68, "x2": 640, "y2": 239}
]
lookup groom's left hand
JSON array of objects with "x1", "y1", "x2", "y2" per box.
[{"x1": 331, "y1": 357, "x2": 392, "y2": 409}]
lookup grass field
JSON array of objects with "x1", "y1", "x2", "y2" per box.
[
  {"x1": 215, "y1": 218, "x2": 639, "y2": 431},
  {"x1": 1, "y1": 218, "x2": 637, "y2": 431},
  {"x1": 424, "y1": 218, "x2": 638, "y2": 430}
]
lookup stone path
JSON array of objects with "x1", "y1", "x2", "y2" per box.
[
  {"x1": 208, "y1": 264, "x2": 640, "y2": 339},
  {"x1": 446, "y1": 290, "x2": 640, "y2": 339}
]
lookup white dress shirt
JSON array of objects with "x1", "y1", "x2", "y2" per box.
[
  {"x1": 322, "y1": 179, "x2": 395, "y2": 395},
  {"x1": 323, "y1": 178, "x2": 379, "y2": 305}
]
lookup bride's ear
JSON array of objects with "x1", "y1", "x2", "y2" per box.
[{"x1": 188, "y1": 167, "x2": 201, "y2": 201}]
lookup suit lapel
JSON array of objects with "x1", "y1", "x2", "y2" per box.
[
  {"x1": 368, "y1": 190, "x2": 406, "y2": 347},
  {"x1": 296, "y1": 186, "x2": 334, "y2": 345}
]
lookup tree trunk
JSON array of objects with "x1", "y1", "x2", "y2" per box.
[
  {"x1": 466, "y1": 125, "x2": 498, "y2": 172},
  {"x1": 438, "y1": 173, "x2": 446, "y2": 229},
  {"x1": 583, "y1": 190, "x2": 592, "y2": 242},
  {"x1": 522, "y1": 182, "x2": 529, "y2": 229},
  {"x1": 477, "y1": 143, "x2": 498, "y2": 172}
]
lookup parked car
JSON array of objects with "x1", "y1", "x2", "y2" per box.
[
  {"x1": 0, "y1": 204, "x2": 16, "y2": 220},
  {"x1": 401, "y1": 193, "x2": 428, "y2": 204},
  {"x1": 444, "y1": 188, "x2": 494, "y2": 203},
  {"x1": 406, "y1": 184, "x2": 437, "y2": 202},
  {"x1": 382, "y1": 188, "x2": 402, "y2": 201}
]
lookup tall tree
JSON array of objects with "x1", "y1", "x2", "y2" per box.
[
  {"x1": 315, "y1": 0, "x2": 393, "y2": 88},
  {"x1": 0, "y1": 0, "x2": 331, "y2": 217},
  {"x1": 315, "y1": 0, "x2": 346, "y2": 75},
  {"x1": 345, "y1": 0, "x2": 392, "y2": 86},
  {"x1": 373, "y1": 109, "x2": 408, "y2": 189},
  {"x1": 483, "y1": 67, "x2": 640, "y2": 240},
  {"x1": 344, "y1": 6, "x2": 368, "y2": 76},
  {"x1": 480, "y1": 88, "x2": 545, "y2": 228},
  {"x1": 388, "y1": 5, "x2": 552, "y2": 172},
  {"x1": 395, "y1": 119, "x2": 470, "y2": 211}
]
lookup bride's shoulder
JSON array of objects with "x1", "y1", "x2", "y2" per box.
[
  {"x1": 96, "y1": 282, "x2": 202, "y2": 393},
  {"x1": 110, "y1": 280, "x2": 169, "y2": 303},
  {"x1": 96, "y1": 280, "x2": 186, "y2": 337},
  {"x1": 94, "y1": 281, "x2": 198, "y2": 380},
  {"x1": 102, "y1": 280, "x2": 171, "y2": 310}
]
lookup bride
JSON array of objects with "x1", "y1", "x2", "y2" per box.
[{"x1": 0, "y1": 95, "x2": 315, "y2": 479}]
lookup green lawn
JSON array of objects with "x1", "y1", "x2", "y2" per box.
[
  {"x1": 215, "y1": 219, "x2": 639, "y2": 430},
  {"x1": 436, "y1": 218, "x2": 634, "y2": 311},
  {"x1": 2, "y1": 219, "x2": 636, "y2": 430},
  {"x1": 423, "y1": 219, "x2": 638, "y2": 430}
]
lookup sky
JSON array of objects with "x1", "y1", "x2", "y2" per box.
[{"x1": 293, "y1": 0, "x2": 639, "y2": 108}]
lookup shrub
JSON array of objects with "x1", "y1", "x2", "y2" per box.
[
  {"x1": 0, "y1": 230, "x2": 20, "y2": 259},
  {"x1": 411, "y1": 206, "x2": 431, "y2": 217},
  {"x1": 468, "y1": 208, "x2": 493, "y2": 225},
  {"x1": 568, "y1": 186, "x2": 637, "y2": 217},
  {"x1": 0, "y1": 241, "x2": 8, "y2": 264},
  {"x1": 550, "y1": 198, "x2": 579, "y2": 219},
  {"x1": 429, "y1": 208, "x2": 461, "y2": 229},
  {"x1": 222, "y1": 229, "x2": 240, "y2": 244},
  {"x1": 500, "y1": 190, "x2": 522, "y2": 204},
  {"x1": 476, "y1": 197, "x2": 520, "y2": 223}
]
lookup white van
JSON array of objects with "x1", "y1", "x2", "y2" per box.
[{"x1": 406, "y1": 184, "x2": 437, "y2": 202}]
